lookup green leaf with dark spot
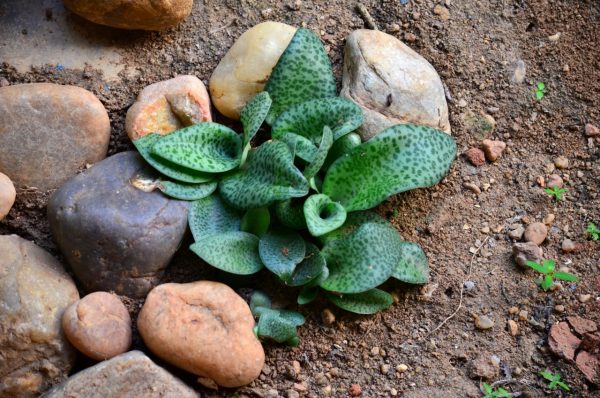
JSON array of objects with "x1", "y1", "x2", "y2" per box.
[
  {"x1": 274, "y1": 199, "x2": 307, "y2": 230},
  {"x1": 304, "y1": 194, "x2": 347, "y2": 237},
  {"x1": 303, "y1": 126, "x2": 333, "y2": 179},
  {"x1": 188, "y1": 194, "x2": 241, "y2": 242},
  {"x1": 280, "y1": 133, "x2": 317, "y2": 163},
  {"x1": 323, "y1": 124, "x2": 457, "y2": 211},
  {"x1": 325, "y1": 289, "x2": 393, "y2": 314},
  {"x1": 259, "y1": 229, "x2": 306, "y2": 281},
  {"x1": 288, "y1": 242, "x2": 327, "y2": 287},
  {"x1": 264, "y1": 28, "x2": 336, "y2": 124},
  {"x1": 392, "y1": 241, "x2": 429, "y2": 284},
  {"x1": 320, "y1": 222, "x2": 401, "y2": 293},
  {"x1": 220, "y1": 141, "x2": 309, "y2": 210},
  {"x1": 322, "y1": 132, "x2": 361, "y2": 171},
  {"x1": 240, "y1": 92, "x2": 272, "y2": 165},
  {"x1": 241, "y1": 208, "x2": 271, "y2": 237},
  {"x1": 320, "y1": 211, "x2": 389, "y2": 245},
  {"x1": 272, "y1": 98, "x2": 363, "y2": 143},
  {"x1": 157, "y1": 180, "x2": 217, "y2": 200},
  {"x1": 256, "y1": 308, "x2": 303, "y2": 345},
  {"x1": 297, "y1": 286, "x2": 319, "y2": 305},
  {"x1": 190, "y1": 231, "x2": 263, "y2": 275},
  {"x1": 152, "y1": 123, "x2": 242, "y2": 173},
  {"x1": 133, "y1": 133, "x2": 214, "y2": 183}
]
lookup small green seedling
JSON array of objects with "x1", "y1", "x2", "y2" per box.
[
  {"x1": 482, "y1": 383, "x2": 512, "y2": 398},
  {"x1": 586, "y1": 222, "x2": 600, "y2": 241},
  {"x1": 526, "y1": 259, "x2": 578, "y2": 290},
  {"x1": 535, "y1": 82, "x2": 546, "y2": 100},
  {"x1": 544, "y1": 186, "x2": 567, "y2": 201},
  {"x1": 540, "y1": 370, "x2": 570, "y2": 391}
]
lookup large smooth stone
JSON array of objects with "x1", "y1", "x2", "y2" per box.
[
  {"x1": 0, "y1": 83, "x2": 110, "y2": 190},
  {"x1": 126, "y1": 75, "x2": 212, "y2": 141},
  {"x1": 63, "y1": 0, "x2": 193, "y2": 31},
  {"x1": 137, "y1": 281, "x2": 265, "y2": 388},
  {"x1": 341, "y1": 30, "x2": 451, "y2": 140},
  {"x1": 47, "y1": 152, "x2": 189, "y2": 298},
  {"x1": 0, "y1": 235, "x2": 79, "y2": 398},
  {"x1": 0, "y1": 172, "x2": 16, "y2": 220},
  {"x1": 209, "y1": 21, "x2": 297, "y2": 120},
  {"x1": 41, "y1": 351, "x2": 199, "y2": 398}
]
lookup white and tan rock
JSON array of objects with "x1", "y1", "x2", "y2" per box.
[
  {"x1": 209, "y1": 21, "x2": 297, "y2": 120},
  {"x1": 0, "y1": 235, "x2": 79, "y2": 398},
  {"x1": 63, "y1": 0, "x2": 193, "y2": 31},
  {"x1": 0, "y1": 172, "x2": 16, "y2": 220},
  {"x1": 137, "y1": 281, "x2": 265, "y2": 388},
  {"x1": 341, "y1": 29, "x2": 450, "y2": 141},
  {"x1": 126, "y1": 75, "x2": 212, "y2": 141}
]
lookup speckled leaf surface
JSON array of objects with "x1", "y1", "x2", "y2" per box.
[
  {"x1": 297, "y1": 286, "x2": 319, "y2": 305},
  {"x1": 250, "y1": 291, "x2": 272, "y2": 316},
  {"x1": 220, "y1": 141, "x2": 309, "y2": 210},
  {"x1": 323, "y1": 132, "x2": 361, "y2": 171},
  {"x1": 304, "y1": 194, "x2": 347, "y2": 237},
  {"x1": 303, "y1": 126, "x2": 333, "y2": 179},
  {"x1": 325, "y1": 289, "x2": 393, "y2": 314},
  {"x1": 392, "y1": 241, "x2": 429, "y2": 284},
  {"x1": 288, "y1": 242, "x2": 327, "y2": 287},
  {"x1": 264, "y1": 28, "x2": 336, "y2": 124},
  {"x1": 157, "y1": 180, "x2": 217, "y2": 200},
  {"x1": 320, "y1": 211, "x2": 389, "y2": 245},
  {"x1": 274, "y1": 199, "x2": 307, "y2": 230},
  {"x1": 272, "y1": 98, "x2": 363, "y2": 143},
  {"x1": 190, "y1": 231, "x2": 263, "y2": 275},
  {"x1": 241, "y1": 207, "x2": 271, "y2": 237},
  {"x1": 256, "y1": 308, "x2": 303, "y2": 345},
  {"x1": 240, "y1": 92, "x2": 272, "y2": 164},
  {"x1": 133, "y1": 133, "x2": 214, "y2": 183},
  {"x1": 280, "y1": 133, "x2": 317, "y2": 163},
  {"x1": 259, "y1": 229, "x2": 306, "y2": 281},
  {"x1": 188, "y1": 194, "x2": 241, "y2": 242},
  {"x1": 320, "y1": 222, "x2": 401, "y2": 293},
  {"x1": 152, "y1": 123, "x2": 242, "y2": 173},
  {"x1": 323, "y1": 124, "x2": 457, "y2": 211}
]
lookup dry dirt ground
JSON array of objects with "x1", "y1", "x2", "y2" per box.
[{"x1": 1, "y1": 0, "x2": 599, "y2": 397}]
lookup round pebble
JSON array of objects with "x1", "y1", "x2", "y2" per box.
[
  {"x1": 523, "y1": 222, "x2": 548, "y2": 245},
  {"x1": 554, "y1": 156, "x2": 569, "y2": 169},
  {"x1": 474, "y1": 315, "x2": 494, "y2": 330},
  {"x1": 321, "y1": 308, "x2": 336, "y2": 326},
  {"x1": 561, "y1": 239, "x2": 577, "y2": 253},
  {"x1": 0, "y1": 172, "x2": 16, "y2": 220},
  {"x1": 62, "y1": 292, "x2": 132, "y2": 361}
]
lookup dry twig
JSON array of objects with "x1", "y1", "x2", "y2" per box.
[{"x1": 355, "y1": 3, "x2": 379, "y2": 30}]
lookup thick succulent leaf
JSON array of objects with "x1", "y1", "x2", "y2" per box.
[
  {"x1": 304, "y1": 194, "x2": 347, "y2": 237},
  {"x1": 240, "y1": 92, "x2": 272, "y2": 165},
  {"x1": 323, "y1": 124, "x2": 457, "y2": 211},
  {"x1": 133, "y1": 133, "x2": 214, "y2": 183},
  {"x1": 272, "y1": 98, "x2": 363, "y2": 143},
  {"x1": 152, "y1": 123, "x2": 242, "y2": 173},
  {"x1": 322, "y1": 132, "x2": 361, "y2": 171},
  {"x1": 280, "y1": 133, "x2": 317, "y2": 163},
  {"x1": 274, "y1": 199, "x2": 307, "y2": 230},
  {"x1": 190, "y1": 231, "x2": 263, "y2": 275},
  {"x1": 256, "y1": 308, "x2": 301, "y2": 345},
  {"x1": 157, "y1": 180, "x2": 217, "y2": 200},
  {"x1": 325, "y1": 289, "x2": 393, "y2": 314},
  {"x1": 320, "y1": 211, "x2": 389, "y2": 245},
  {"x1": 288, "y1": 242, "x2": 327, "y2": 287},
  {"x1": 303, "y1": 126, "x2": 333, "y2": 179},
  {"x1": 297, "y1": 286, "x2": 319, "y2": 305},
  {"x1": 392, "y1": 241, "x2": 429, "y2": 284},
  {"x1": 259, "y1": 229, "x2": 306, "y2": 281},
  {"x1": 241, "y1": 208, "x2": 271, "y2": 237},
  {"x1": 275, "y1": 309, "x2": 306, "y2": 326},
  {"x1": 250, "y1": 291, "x2": 272, "y2": 316},
  {"x1": 320, "y1": 222, "x2": 401, "y2": 293},
  {"x1": 220, "y1": 141, "x2": 309, "y2": 210},
  {"x1": 264, "y1": 28, "x2": 336, "y2": 124},
  {"x1": 188, "y1": 194, "x2": 241, "y2": 242}
]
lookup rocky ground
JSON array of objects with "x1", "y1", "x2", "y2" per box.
[{"x1": 1, "y1": 0, "x2": 599, "y2": 397}]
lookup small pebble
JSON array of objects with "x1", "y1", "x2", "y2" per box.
[
  {"x1": 0, "y1": 172, "x2": 16, "y2": 220},
  {"x1": 518, "y1": 310, "x2": 528, "y2": 321},
  {"x1": 463, "y1": 182, "x2": 481, "y2": 194},
  {"x1": 554, "y1": 156, "x2": 569, "y2": 169},
  {"x1": 585, "y1": 123, "x2": 600, "y2": 137},
  {"x1": 561, "y1": 239, "x2": 577, "y2": 253},
  {"x1": 474, "y1": 315, "x2": 494, "y2": 330},
  {"x1": 287, "y1": 389, "x2": 300, "y2": 398},
  {"x1": 464, "y1": 281, "x2": 476, "y2": 291},
  {"x1": 388, "y1": 23, "x2": 401, "y2": 33},
  {"x1": 433, "y1": 5, "x2": 450, "y2": 20},
  {"x1": 457, "y1": 98, "x2": 468, "y2": 108},
  {"x1": 524, "y1": 222, "x2": 548, "y2": 245},
  {"x1": 404, "y1": 32, "x2": 417, "y2": 42},
  {"x1": 548, "y1": 32, "x2": 561, "y2": 42},
  {"x1": 536, "y1": 176, "x2": 546, "y2": 187},
  {"x1": 545, "y1": 163, "x2": 556, "y2": 173},
  {"x1": 292, "y1": 360, "x2": 301, "y2": 375},
  {"x1": 508, "y1": 225, "x2": 525, "y2": 240},
  {"x1": 543, "y1": 214, "x2": 555, "y2": 225},
  {"x1": 578, "y1": 294, "x2": 592, "y2": 303},
  {"x1": 509, "y1": 307, "x2": 519, "y2": 315},
  {"x1": 508, "y1": 320, "x2": 519, "y2": 336},
  {"x1": 371, "y1": 346, "x2": 380, "y2": 356},
  {"x1": 397, "y1": 364, "x2": 409, "y2": 373},
  {"x1": 349, "y1": 383, "x2": 362, "y2": 397},
  {"x1": 554, "y1": 305, "x2": 565, "y2": 313},
  {"x1": 546, "y1": 174, "x2": 564, "y2": 189},
  {"x1": 321, "y1": 308, "x2": 335, "y2": 326},
  {"x1": 381, "y1": 364, "x2": 390, "y2": 374},
  {"x1": 390, "y1": 387, "x2": 398, "y2": 396},
  {"x1": 481, "y1": 139, "x2": 506, "y2": 162},
  {"x1": 465, "y1": 148, "x2": 486, "y2": 166}
]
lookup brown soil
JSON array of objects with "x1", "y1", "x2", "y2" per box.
[{"x1": 1, "y1": 0, "x2": 599, "y2": 397}]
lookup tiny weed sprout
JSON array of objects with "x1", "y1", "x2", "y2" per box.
[
  {"x1": 130, "y1": 27, "x2": 457, "y2": 344},
  {"x1": 540, "y1": 370, "x2": 570, "y2": 391},
  {"x1": 586, "y1": 222, "x2": 600, "y2": 241},
  {"x1": 526, "y1": 259, "x2": 577, "y2": 291},
  {"x1": 535, "y1": 82, "x2": 546, "y2": 100},
  {"x1": 482, "y1": 383, "x2": 511, "y2": 398},
  {"x1": 544, "y1": 186, "x2": 567, "y2": 201}
]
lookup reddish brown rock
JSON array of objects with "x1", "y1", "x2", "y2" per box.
[
  {"x1": 349, "y1": 384, "x2": 362, "y2": 397},
  {"x1": 546, "y1": 174, "x2": 564, "y2": 189},
  {"x1": 468, "y1": 354, "x2": 500, "y2": 380},
  {"x1": 582, "y1": 333, "x2": 600, "y2": 353},
  {"x1": 548, "y1": 322, "x2": 581, "y2": 360},
  {"x1": 465, "y1": 148, "x2": 486, "y2": 166},
  {"x1": 126, "y1": 75, "x2": 212, "y2": 141},
  {"x1": 62, "y1": 292, "x2": 132, "y2": 361},
  {"x1": 567, "y1": 316, "x2": 598, "y2": 335},
  {"x1": 576, "y1": 351, "x2": 598, "y2": 383},
  {"x1": 523, "y1": 222, "x2": 548, "y2": 245},
  {"x1": 481, "y1": 139, "x2": 506, "y2": 162},
  {"x1": 0, "y1": 172, "x2": 16, "y2": 220},
  {"x1": 585, "y1": 123, "x2": 600, "y2": 137},
  {"x1": 137, "y1": 281, "x2": 265, "y2": 388}
]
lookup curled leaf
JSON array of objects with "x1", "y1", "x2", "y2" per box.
[
  {"x1": 303, "y1": 194, "x2": 347, "y2": 237},
  {"x1": 190, "y1": 231, "x2": 263, "y2": 275},
  {"x1": 274, "y1": 198, "x2": 307, "y2": 230},
  {"x1": 240, "y1": 92, "x2": 272, "y2": 165},
  {"x1": 303, "y1": 126, "x2": 333, "y2": 179},
  {"x1": 259, "y1": 229, "x2": 306, "y2": 281},
  {"x1": 255, "y1": 308, "x2": 304, "y2": 346},
  {"x1": 322, "y1": 132, "x2": 361, "y2": 171},
  {"x1": 250, "y1": 290, "x2": 272, "y2": 316},
  {"x1": 288, "y1": 242, "x2": 327, "y2": 287},
  {"x1": 280, "y1": 133, "x2": 317, "y2": 163}
]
